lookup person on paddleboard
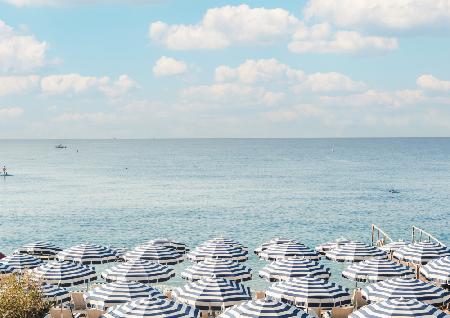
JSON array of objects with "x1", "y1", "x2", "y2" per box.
[{"x1": 2, "y1": 166, "x2": 6, "y2": 175}]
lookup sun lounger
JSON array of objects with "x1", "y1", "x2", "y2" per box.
[
  {"x1": 331, "y1": 306, "x2": 353, "y2": 318},
  {"x1": 70, "y1": 291, "x2": 87, "y2": 315},
  {"x1": 254, "y1": 290, "x2": 265, "y2": 299},
  {"x1": 352, "y1": 289, "x2": 367, "y2": 309},
  {"x1": 86, "y1": 308, "x2": 105, "y2": 318},
  {"x1": 49, "y1": 307, "x2": 81, "y2": 318}
]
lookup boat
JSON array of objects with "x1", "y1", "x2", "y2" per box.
[{"x1": 55, "y1": 144, "x2": 67, "y2": 149}]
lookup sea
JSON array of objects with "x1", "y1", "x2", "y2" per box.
[{"x1": 1, "y1": 138, "x2": 449, "y2": 290}]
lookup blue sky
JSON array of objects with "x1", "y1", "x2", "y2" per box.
[{"x1": 1, "y1": 0, "x2": 450, "y2": 138}]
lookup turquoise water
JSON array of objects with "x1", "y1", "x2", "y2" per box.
[{"x1": 1, "y1": 138, "x2": 449, "y2": 289}]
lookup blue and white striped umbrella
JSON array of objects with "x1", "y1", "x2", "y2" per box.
[
  {"x1": 41, "y1": 283, "x2": 71, "y2": 303},
  {"x1": 102, "y1": 297, "x2": 200, "y2": 318},
  {"x1": 325, "y1": 242, "x2": 386, "y2": 262},
  {"x1": 420, "y1": 256, "x2": 450, "y2": 287},
  {"x1": 31, "y1": 260, "x2": 97, "y2": 287},
  {"x1": 124, "y1": 244, "x2": 184, "y2": 265},
  {"x1": 85, "y1": 281, "x2": 163, "y2": 310},
  {"x1": 17, "y1": 241, "x2": 62, "y2": 259},
  {"x1": 0, "y1": 262, "x2": 17, "y2": 274},
  {"x1": 57, "y1": 244, "x2": 118, "y2": 264},
  {"x1": 2, "y1": 253, "x2": 43, "y2": 271},
  {"x1": 101, "y1": 259, "x2": 175, "y2": 283},
  {"x1": 350, "y1": 298, "x2": 449, "y2": 318},
  {"x1": 219, "y1": 299, "x2": 314, "y2": 318},
  {"x1": 265, "y1": 276, "x2": 351, "y2": 309},
  {"x1": 255, "y1": 238, "x2": 300, "y2": 256},
  {"x1": 172, "y1": 276, "x2": 252, "y2": 310},
  {"x1": 147, "y1": 238, "x2": 190, "y2": 254},
  {"x1": 187, "y1": 243, "x2": 248, "y2": 263},
  {"x1": 342, "y1": 258, "x2": 415, "y2": 282},
  {"x1": 259, "y1": 243, "x2": 320, "y2": 261},
  {"x1": 182, "y1": 259, "x2": 252, "y2": 282},
  {"x1": 379, "y1": 241, "x2": 408, "y2": 253},
  {"x1": 361, "y1": 278, "x2": 450, "y2": 306},
  {"x1": 259, "y1": 258, "x2": 331, "y2": 282},
  {"x1": 203, "y1": 238, "x2": 248, "y2": 252},
  {"x1": 393, "y1": 242, "x2": 450, "y2": 265},
  {"x1": 315, "y1": 238, "x2": 351, "y2": 255}
]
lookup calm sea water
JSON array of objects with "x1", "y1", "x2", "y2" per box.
[{"x1": 0, "y1": 138, "x2": 449, "y2": 289}]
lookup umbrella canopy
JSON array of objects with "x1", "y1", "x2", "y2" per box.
[
  {"x1": 361, "y1": 278, "x2": 450, "y2": 306},
  {"x1": 102, "y1": 297, "x2": 200, "y2": 318},
  {"x1": 259, "y1": 243, "x2": 320, "y2": 261},
  {"x1": 219, "y1": 299, "x2": 313, "y2": 318},
  {"x1": 101, "y1": 259, "x2": 175, "y2": 283},
  {"x1": 172, "y1": 276, "x2": 252, "y2": 311},
  {"x1": 57, "y1": 244, "x2": 118, "y2": 264},
  {"x1": 0, "y1": 262, "x2": 17, "y2": 274},
  {"x1": 85, "y1": 281, "x2": 163, "y2": 310},
  {"x1": 378, "y1": 241, "x2": 408, "y2": 253},
  {"x1": 393, "y1": 242, "x2": 450, "y2": 265},
  {"x1": 325, "y1": 242, "x2": 386, "y2": 262},
  {"x1": 16, "y1": 241, "x2": 62, "y2": 259},
  {"x1": 349, "y1": 298, "x2": 449, "y2": 318},
  {"x1": 265, "y1": 276, "x2": 351, "y2": 309},
  {"x1": 254, "y1": 238, "x2": 299, "y2": 256},
  {"x1": 259, "y1": 258, "x2": 330, "y2": 282},
  {"x1": 181, "y1": 259, "x2": 252, "y2": 282},
  {"x1": 31, "y1": 260, "x2": 97, "y2": 287},
  {"x1": 202, "y1": 238, "x2": 248, "y2": 252},
  {"x1": 2, "y1": 253, "x2": 43, "y2": 271},
  {"x1": 420, "y1": 256, "x2": 450, "y2": 287},
  {"x1": 187, "y1": 243, "x2": 248, "y2": 263},
  {"x1": 315, "y1": 238, "x2": 351, "y2": 255},
  {"x1": 41, "y1": 283, "x2": 71, "y2": 303},
  {"x1": 124, "y1": 244, "x2": 184, "y2": 265},
  {"x1": 342, "y1": 258, "x2": 415, "y2": 283},
  {"x1": 147, "y1": 238, "x2": 189, "y2": 254}
]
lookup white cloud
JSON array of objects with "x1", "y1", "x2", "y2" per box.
[
  {"x1": 261, "y1": 104, "x2": 329, "y2": 122},
  {"x1": 417, "y1": 74, "x2": 450, "y2": 92},
  {"x1": 303, "y1": 0, "x2": 450, "y2": 30},
  {"x1": 215, "y1": 58, "x2": 304, "y2": 84},
  {"x1": 0, "y1": 20, "x2": 48, "y2": 73},
  {"x1": 149, "y1": 4, "x2": 299, "y2": 50},
  {"x1": 289, "y1": 23, "x2": 398, "y2": 54},
  {"x1": 0, "y1": 107, "x2": 24, "y2": 118},
  {"x1": 0, "y1": 75, "x2": 39, "y2": 96},
  {"x1": 40, "y1": 73, "x2": 137, "y2": 97},
  {"x1": 294, "y1": 72, "x2": 366, "y2": 92},
  {"x1": 153, "y1": 56, "x2": 187, "y2": 77}
]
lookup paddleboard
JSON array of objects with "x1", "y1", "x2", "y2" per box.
[{"x1": 1, "y1": 173, "x2": 13, "y2": 177}]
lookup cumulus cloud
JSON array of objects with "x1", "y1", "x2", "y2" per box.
[
  {"x1": 294, "y1": 72, "x2": 366, "y2": 92},
  {"x1": 0, "y1": 107, "x2": 24, "y2": 118},
  {"x1": 153, "y1": 56, "x2": 187, "y2": 77},
  {"x1": 0, "y1": 20, "x2": 49, "y2": 73},
  {"x1": 288, "y1": 23, "x2": 398, "y2": 54},
  {"x1": 149, "y1": 4, "x2": 299, "y2": 50},
  {"x1": 303, "y1": 0, "x2": 450, "y2": 30},
  {"x1": 417, "y1": 74, "x2": 450, "y2": 92},
  {"x1": 0, "y1": 75, "x2": 39, "y2": 96},
  {"x1": 261, "y1": 104, "x2": 329, "y2": 122}
]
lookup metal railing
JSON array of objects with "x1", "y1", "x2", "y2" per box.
[
  {"x1": 371, "y1": 224, "x2": 393, "y2": 246},
  {"x1": 411, "y1": 226, "x2": 445, "y2": 245}
]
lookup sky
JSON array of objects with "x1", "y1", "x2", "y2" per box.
[{"x1": 1, "y1": 0, "x2": 450, "y2": 138}]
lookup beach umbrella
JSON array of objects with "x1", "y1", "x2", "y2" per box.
[
  {"x1": 147, "y1": 238, "x2": 189, "y2": 254},
  {"x1": 315, "y1": 238, "x2": 351, "y2": 255},
  {"x1": 187, "y1": 243, "x2": 248, "y2": 263},
  {"x1": 57, "y1": 244, "x2": 118, "y2": 264},
  {"x1": 349, "y1": 298, "x2": 449, "y2": 318},
  {"x1": 203, "y1": 237, "x2": 248, "y2": 252},
  {"x1": 172, "y1": 276, "x2": 252, "y2": 311},
  {"x1": 361, "y1": 277, "x2": 450, "y2": 307},
  {"x1": 2, "y1": 253, "x2": 43, "y2": 271},
  {"x1": 0, "y1": 262, "x2": 17, "y2": 274},
  {"x1": 259, "y1": 258, "x2": 330, "y2": 282},
  {"x1": 101, "y1": 259, "x2": 175, "y2": 283},
  {"x1": 181, "y1": 259, "x2": 252, "y2": 282},
  {"x1": 124, "y1": 244, "x2": 184, "y2": 265},
  {"x1": 420, "y1": 256, "x2": 450, "y2": 287},
  {"x1": 219, "y1": 299, "x2": 314, "y2": 318},
  {"x1": 17, "y1": 241, "x2": 62, "y2": 259},
  {"x1": 255, "y1": 238, "x2": 299, "y2": 256},
  {"x1": 102, "y1": 297, "x2": 200, "y2": 318},
  {"x1": 85, "y1": 281, "x2": 163, "y2": 310},
  {"x1": 31, "y1": 260, "x2": 97, "y2": 287},
  {"x1": 41, "y1": 283, "x2": 71, "y2": 303},
  {"x1": 110, "y1": 247, "x2": 128, "y2": 261},
  {"x1": 325, "y1": 242, "x2": 386, "y2": 262},
  {"x1": 378, "y1": 241, "x2": 408, "y2": 253},
  {"x1": 342, "y1": 258, "x2": 415, "y2": 283},
  {"x1": 393, "y1": 242, "x2": 450, "y2": 265},
  {"x1": 259, "y1": 243, "x2": 320, "y2": 261},
  {"x1": 265, "y1": 276, "x2": 351, "y2": 309}
]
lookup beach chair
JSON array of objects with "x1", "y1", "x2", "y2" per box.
[
  {"x1": 49, "y1": 307, "x2": 81, "y2": 318},
  {"x1": 254, "y1": 290, "x2": 266, "y2": 299},
  {"x1": 200, "y1": 311, "x2": 209, "y2": 318},
  {"x1": 70, "y1": 291, "x2": 87, "y2": 313},
  {"x1": 86, "y1": 308, "x2": 105, "y2": 318},
  {"x1": 331, "y1": 306, "x2": 353, "y2": 318},
  {"x1": 352, "y1": 289, "x2": 367, "y2": 309},
  {"x1": 164, "y1": 290, "x2": 173, "y2": 299}
]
